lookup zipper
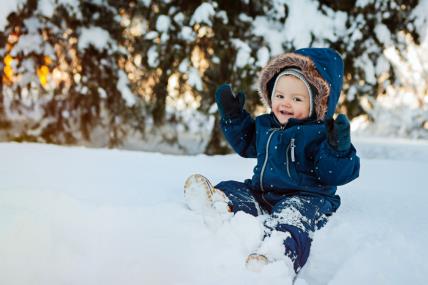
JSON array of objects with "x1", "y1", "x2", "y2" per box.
[
  {"x1": 260, "y1": 192, "x2": 273, "y2": 209},
  {"x1": 259, "y1": 128, "x2": 284, "y2": 208},
  {"x1": 260, "y1": 129, "x2": 277, "y2": 193},
  {"x1": 290, "y1": 138, "x2": 296, "y2": 162},
  {"x1": 286, "y1": 138, "x2": 296, "y2": 178}
]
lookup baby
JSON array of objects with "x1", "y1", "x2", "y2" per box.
[{"x1": 184, "y1": 48, "x2": 360, "y2": 273}]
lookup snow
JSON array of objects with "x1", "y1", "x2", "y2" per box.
[
  {"x1": 355, "y1": 52, "x2": 376, "y2": 84},
  {"x1": 178, "y1": 58, "x2": 189, "y2": 73},
  {"x1": 253, "y1": 0, "x2": 347, "y2": 54},
  {"x1": 97, "y1": 87, "x2": 107, "y2": 99},
  {"x1": 356, "y1": 21, "x2": 428, "y2": 140},
  {"x1": 173, "y1": 12, "x2": 185, "y2": 25},
  {"x1": 231, "y1": 39, "x2": 254, "y2": 68},
  {"x1": 412, "y1": 0, "x2": 428, "y2": 41},
  {"x1": 374, "y1": 23, "x2": 393, "y2": 46},
  {"x1": 217, "y1": 11, "x2": 229, "y2": 24},
  {"x1": 147, "y1": 45, "x2": 159, "y2": 67},
  {"x1": 78, "y1": 27, "x2": 112, "y2": 51},
  {"x1": 187, "y1": 67, "x2": 203, "y2": 91},
  {"x1": 9, "y1": 18, "x2": 53, "y2": 58},
  {"x1": 179, "y1": 26, "x2": 195, "y2": 42},
  {"x1": 256, "y1": 47, "x2": 270, "y2": 67},
  {"x1": 11, "y1": 33, "x2": 43, "y2": 56},
  {"x1": 0, "y1": 139, "x2": 427, "y2": 284},
  {"x1": 156, "y1": 15, "x2": 171, "y2": 33},
  {"x1": 38, "y1": 0, "x2": 82, "y2": 19},
  {"x1": 38, "y1": 0, "x2": 57, "y2": 18},
  {"x1": 139, "y1": 0, "x2": 151, "y2": 7},
  {"x1": 190, "y1": 3, "x2": 216, "y2": 27},
  {"x1": 116, "y1": 70, "x2": 136, "y2": 107},
  {"x1": 0, "y1": 0, "x2": 25, "y2": 30},
  {"x1": 375, "y1": 55, "x2": 390, "y2": 76},
  {"x1": 145, "y1": 31, "x2": 158, "y2": 40},
  {"x1": 355, "y1": 0, "x2": 375, "y2": 7}
]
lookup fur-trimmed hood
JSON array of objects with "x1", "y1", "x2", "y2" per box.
[{"x1": 258, "y1": 48, "x2": 344, "y2": 120}]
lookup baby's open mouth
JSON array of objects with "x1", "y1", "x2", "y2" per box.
[{"x1": 279, "y1": 110, "x2": 293, "y2": 116}]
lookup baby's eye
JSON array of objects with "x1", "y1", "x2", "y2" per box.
[
  {"x1": 276, "y1": 94, "x2": 284, "y2": 99},
  {"x1": 293, "y1": 97, "x2": 302, "y2": 102}
]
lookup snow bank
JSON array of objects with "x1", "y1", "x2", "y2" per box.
[{"x1": 0, "y1": 140, "x2": 426, "y2": 284}]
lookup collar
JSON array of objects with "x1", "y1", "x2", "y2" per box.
[{"x1": 270, "y1": 112, "x2": 317, "y2": 128}]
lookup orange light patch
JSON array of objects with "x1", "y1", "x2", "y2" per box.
[
  {"x1": 37, "y1": 65, "x2": 50, "y2": 87},
  {"x1": 3, "y1": 54, "x2": 14, "y2": 84}
]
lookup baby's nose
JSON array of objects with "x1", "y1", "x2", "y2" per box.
[{"x1": 282, "y1": 98, "x2": 292, "y2": 107}]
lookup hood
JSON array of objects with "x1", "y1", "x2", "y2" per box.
[{"x1": 258, "y1": 48, "x2": 344, "y2": 120}]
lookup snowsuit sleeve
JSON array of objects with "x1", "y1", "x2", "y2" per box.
[
  {"x1": 314, "y1": 140, "x2": 360, "y2": 186},
  {"x1": 220, "y1": 110, "x2": 257, "y2": 158}
]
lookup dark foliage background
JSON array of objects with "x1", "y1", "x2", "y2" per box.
[{"x1": 0, "y1": 0, "x2": 424, "y2": 153}]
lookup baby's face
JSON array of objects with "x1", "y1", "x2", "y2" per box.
[{"x1": 271, "y1": 75, "x2": 310, "y2": 125}]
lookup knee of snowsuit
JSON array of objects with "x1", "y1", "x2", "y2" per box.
[
  {"x1": 215, "y1": 180, "x2": 335, "y2": 272},
  {"x1": 215, "y1": 180, "x2": 261, "y2": 216}
]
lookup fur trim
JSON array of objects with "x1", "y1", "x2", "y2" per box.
[{"x1": 258, "y1": 53, "x2": 330, "y2": 120}]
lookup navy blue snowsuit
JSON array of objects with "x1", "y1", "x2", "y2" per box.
[{"x1": 215, "y1": 48, "x2": 360, "y2": 272}]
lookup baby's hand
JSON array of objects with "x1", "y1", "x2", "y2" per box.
[
  {"x1": 215, "y1": 83, "x2": 245, "y2": 118},
  {"x1": 326, "y1": 114, "x2": 351, "y2": 152}
]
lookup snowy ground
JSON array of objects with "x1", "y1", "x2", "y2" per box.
[{"x1": 1, "y1": 138, "x2": 427, "y2": 285}]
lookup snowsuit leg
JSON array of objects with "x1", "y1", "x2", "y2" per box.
[
  {"x1": 214, "y1": 180, "x2": 263, "y2": 216},
  {"x1": 264, "y1": 195, "x2": 335, "y2": 272}
]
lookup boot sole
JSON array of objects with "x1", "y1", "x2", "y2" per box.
[
  {"x1": 184, "y1": 174, "x2": 215, "y2": 213},
  {"x1": 245, "y1": 253, "x2": 269, "y2": 272}
]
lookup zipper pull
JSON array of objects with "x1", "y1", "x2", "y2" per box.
[{"x1": 290, "y1": 138, "x2": 296, "y2": 162}]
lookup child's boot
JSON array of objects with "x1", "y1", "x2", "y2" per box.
[
  {"x1": 184, "y1": 174, "x2": 232, "y2": 215},
  {"x1": 246, "y1": 251, "x2": 295, "y2": 278},
  {"x1": 245, "y1": 253, "x2": 269, "y2": 272},
  {"x1": 245, "y1": 230, "x2": 295, "y2": 275}
]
